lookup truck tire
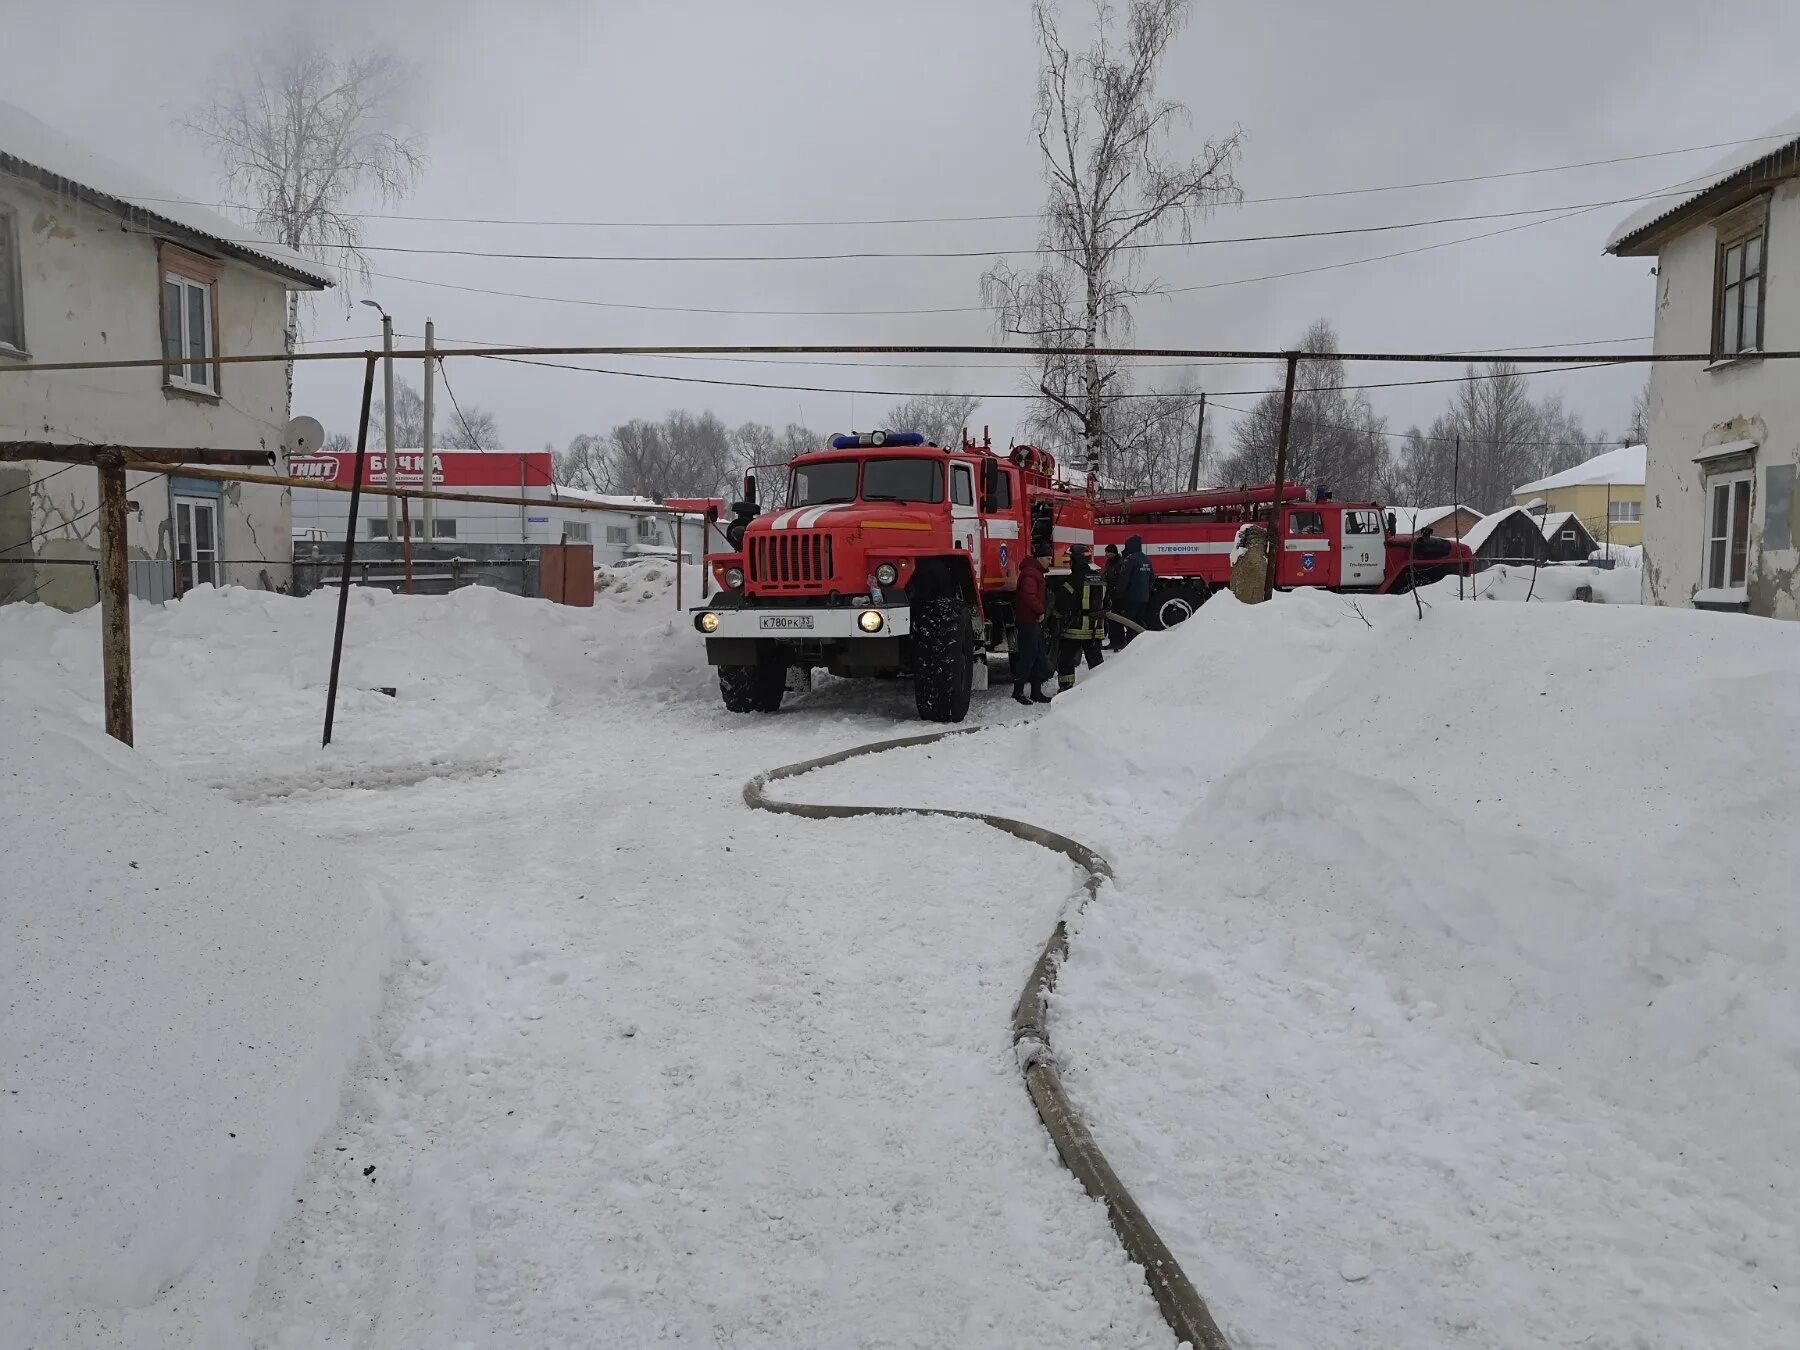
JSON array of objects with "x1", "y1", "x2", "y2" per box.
[
  {"x1": 912, "y1": 596, "x2": 974, "y2": 723},
  {"x1": 719, "y1": 658, "x2": 786, "y2": 713},
  {"x1": 1149, "y1": 581, "x2": 1206, "y2": 630}
]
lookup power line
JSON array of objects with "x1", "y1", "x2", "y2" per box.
[
  {"x1": 189, "y1": 189, "x2": 1697, "y2": 266},
  {"x1": 110, "y1": 132, "x2": 1792, "y2": 230},
  {"x1": 436, "y1": 359, "x2": 484, "y2": 451},
  {"x1": 417, "y1": 329, "x2": 1650, "y2": 373}
]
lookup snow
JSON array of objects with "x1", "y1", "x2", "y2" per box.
[
  {"x1": 0, "y1": 96, "x2": 329, "y2": 287},
  {"x1": 0, "y1": 616, "x2": 391, "y2": 1347},
  {"x1": 1607, "y1": 114, "x2": 1800, "y2": 251},
  {"x1": 4, "y1": 569, "x2": 1792, "y2": 1348},
  {"x1": 1425, "y1": 561, "x2": 1643, "y2": 605},
  {"x1": 1513, "y1": 444, "x2": 1646, "y2": 495},
  {"x1": 0, "y1": 576, "x2": 1169, "y2": 1348},
  {"x1": 1589, "y1": 543, "x2": 1643, "y2": 568},
  {"x1": 1534, "y1": 509, "x2": 1578, "y2": 539}
]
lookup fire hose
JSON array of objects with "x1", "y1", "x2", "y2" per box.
[{"x1": 744, "y1": 729, "x2": 1231, "y2": 1350}]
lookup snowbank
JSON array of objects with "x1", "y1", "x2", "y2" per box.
[
  {"x1": 0, "y1": 669, "x2": 392, "y2": 1348},
  {"x1": 1050, "y1": 594, "x2": 1799, "y2": 1347},
  {"x1": 1423, "y1": 560, "x2": 1642, "y2": 604}
]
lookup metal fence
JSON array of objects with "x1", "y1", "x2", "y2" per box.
[{"x1": 290, "y1": 550, "x2": 540, "y2": 598}]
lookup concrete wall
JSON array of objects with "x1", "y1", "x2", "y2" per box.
[
  {"x1": 1641, "y1": 177, "x2": 1800, "y2": 619},
  {"x1": 0, "y1": 173, "x2": 298, "y2": 609}
]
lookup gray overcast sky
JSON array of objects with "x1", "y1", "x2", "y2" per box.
[{"x1": 10, "y1": 0, "x2": 1800, "y2": 455}]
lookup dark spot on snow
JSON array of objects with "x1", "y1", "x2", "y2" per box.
[{"x1": 362, "y1": 1165, "x2": 375, "y2": 1177}]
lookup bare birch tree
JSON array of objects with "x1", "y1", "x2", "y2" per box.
[
  {"x1": 983, "y1": 0, "x2": 1241, "y2": 476},
  {"x1": 188, "y1": 42, "x2": 425, "y2": 398},
  {"x1": 881, "y1": 394, "x2": 983, "y2": 446}
]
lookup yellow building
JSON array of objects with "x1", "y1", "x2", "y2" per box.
[{"x1": 1512, "y1": 444, "x2": 1646, "y2": 549}]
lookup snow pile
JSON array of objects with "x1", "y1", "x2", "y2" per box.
[
  {"x1": 1422, "y1": 561, "x2": 1642, "y2": 605},
  {"x1": 0, "y1": 581, "x2": 713, "y2": 797},
  {"x1": 1048, "y1": 594, "x2": 1798, "y2": 1347},
  {"x1": 1590, "y1": 543, "x2": 1643, "y2": 568},
  {"x1": 0, "y1": 662, "x2": 392, "y2": 1347}
]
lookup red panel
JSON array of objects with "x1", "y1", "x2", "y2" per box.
[{"x1": 289, "y1": 451, "x2": 554, "y2": 489}]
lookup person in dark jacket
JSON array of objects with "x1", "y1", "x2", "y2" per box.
[
  {"x1": 1050, "y1": 546, "x2": 1105, "y2": 691},
  {"x1": 1117, "y1": 535, "x2": 1155, "y2": 647},
  {"x1": 1011, "y1": 551, "x2": 1054, "y2": 705},
  {"x1": 1101, "y1": 543, "x2": 1125, "y2": 649}
]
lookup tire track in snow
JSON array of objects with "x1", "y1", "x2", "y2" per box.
[{"x1": 745, "y1": 727, "x2": 1232, "y2": 1350}]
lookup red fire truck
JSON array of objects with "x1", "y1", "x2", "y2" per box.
[
  {"x1": 692, "y1": 432, "x2": 1091, "y2": 722},
  {"x1": 690, "y1": 433, "x2": 1473, "y2": 722},
  {"x1": 1095, "y1": 482, "x2": 1477, "y2": 629}
]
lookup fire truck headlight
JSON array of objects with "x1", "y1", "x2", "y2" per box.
[
  {"x1": 697, "y1": 612, "x2": 721, "y2": 633},
  {"x1": 724, "y1": 566, "x2": 745, "y2": 590},
  {"x1": 857, "y1": 609, "x2": 885, "y2": 634},
  {"x1": 874, "y1": 563, "x2": 899, "y2": 587}
]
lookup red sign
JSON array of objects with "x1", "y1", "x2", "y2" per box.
[{"x1": 289, "y1": 451, "x2": 554, "y2": 489}]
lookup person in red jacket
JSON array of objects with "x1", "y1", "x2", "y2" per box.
[{"x1": 1011, "y1": 551, "x2": 1054, "y2": 706}]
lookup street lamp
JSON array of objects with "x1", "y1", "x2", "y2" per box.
[{"x1": 360, "y1": 299, "x2": 398, "y2": 537}]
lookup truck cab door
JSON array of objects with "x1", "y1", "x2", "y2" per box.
[
  {"x1": 1340, "y1": 508, "x2": 1384, "y2": 587},
  {"x1": 949, "y1": 462, "x2": 980, "y2": 559},
  {"x1": 1278, "y1": 506, "x2": 1334, "y2": 586}
]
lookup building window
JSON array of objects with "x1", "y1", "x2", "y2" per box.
[
  {"x1": 173, "y1": 496, "x2": 219, "y2": 592},
  {"x1": 1608, "y1": 499, "x2": 1641, "y2": 524},
  {"x1": 1714, "y1": 214, "x2": 1766, "y2": 358},
  {"x1": 1560, "y1": 528, "x2": 1576, "y2": 541},
  {"x1": 159, "y1": 244, "x2": 221, "y2": 395},
  {"x1": 368, "y1": 517, "x2": 434, "y2": 539},
  {"x1": 605, "y1": 525, "x2": 628, "y2": 545},
  {"x1": 1704, "y1": 471, "x2": 1754, "y2": 592},
  {"x1": 561, "y1": 521, "x2": 590, "y2": 543},
  {"x1": 431, "y1": 518, "x2": 456, "y2": 539},
  {"x1": 0, "y1": 206, "x2": 24, "y2": 355},
  {"x1": 637, "y1": 516, "x2": 660, "y2": 541}
]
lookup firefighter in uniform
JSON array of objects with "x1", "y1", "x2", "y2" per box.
[{"x1": 1051, "y1": 545, "x2": 1106, "y2": 692}]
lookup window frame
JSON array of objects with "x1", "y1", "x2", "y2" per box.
[
  {"x1": 1607, "y1": 499, "x2": 1641, "y2": 524},
  {"x1": 1702, "y1": 468, "x2": 1755, "y2": 597},
  {"x1": 158, "y1": 243, "x2": 222, "y2": 397},
  {"x1": 605, "y1": 524, "x2": 629, "y2": 545},
  {"x1": 1712, "y1": 200, "x2": 1768, "y2": 361},
  {"x1": 173, "y1": 495, "x2": 220, "y2": 593},
  {"x1": 636, "y1": 515, "x2": 660, "y2": 541},
  {"x1": 950, "y1": 463, "x2": 974, "y2": 507},
  {"x1": 0, "y1": 204, "x2": 25, "y2": 357}
]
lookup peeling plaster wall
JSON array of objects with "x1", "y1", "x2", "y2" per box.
[
  {"x1": 1642, "y1": 177, "x2": 1800, "y2": 620},
  {"x1": 0, "y1": 173, "x2": 295, "y2": 609}
]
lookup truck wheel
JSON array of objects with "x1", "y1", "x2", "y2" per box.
[
  {"x1": 912, "y1": 596, "x2": 974, "y2": 723},
  {"x1": 1150, "y1": 581, "x2": 1206, "y2": 630},
  {"x1": 719, "y1": 658, "x2": 786, "y2": 713}
]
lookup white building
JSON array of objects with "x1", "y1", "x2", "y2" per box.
[
  {"x1": 1606, "y1": 120, "x2": 1800, "y2": 618},
  {"x1": 288, "y1": 449, "x2": 701, "y2": 565},
  {"x1": 0, "y1": 99, "x2": 330, "y2": 609}
]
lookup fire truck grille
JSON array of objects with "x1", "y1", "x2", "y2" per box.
[{"x1": 750, "y1": 531, "x2": 835, "y2": 589}]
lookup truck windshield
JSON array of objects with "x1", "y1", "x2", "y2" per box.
[
  {"x1": 790, "y1": 460, "x2": 859, "y2": 506},
  {"x1": 861, "y1": 457, "x2": 943, "y2": 504}
]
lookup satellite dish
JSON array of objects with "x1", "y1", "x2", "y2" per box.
[{"x1": 284, "y1": 415, "x2": 326, "y2": 455}]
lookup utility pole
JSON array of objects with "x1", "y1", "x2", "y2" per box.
[
  {"x1": 1264, "y1": 354, "x2": 1300, "y2": 603},
  {"x1": 94, "y1": 448, "x2": 133, "y2": 746},
  {"x1": 323, "y1": 357, "x2": 379, "y2": 748},
  {"x1": 1185, "y1": 393, "x2": 1207, "y2": 492},
  {"x1": 359, "y1": 299, "x2": 398, "y2": 540},
  {"x1": 422, "y1": 320, "x2": 436, "y2": 545}
]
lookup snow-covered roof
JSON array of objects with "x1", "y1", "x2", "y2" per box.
[
  {"x1": 1537, "y1": 511, "x2": 1580, "y2": 539},
  {"x1": 1513, "y1": 444, "x2": 1646, "y2": 496},
  {"x1": 549, "y1": 484, "x2": 666, "y2": 511},
  {"x1": 0, "y1": 97, "x2": 330, "y2": 289},
  {"x1": 1389, "y1": 504, "x2": 1479, "y2": 535},
  {"x1": 1459, "y1": 507, "x2": 1525, "y2": 554},
  {"x1": 1606, "y1": 116, "x2": 1800, "y2": 254}
]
